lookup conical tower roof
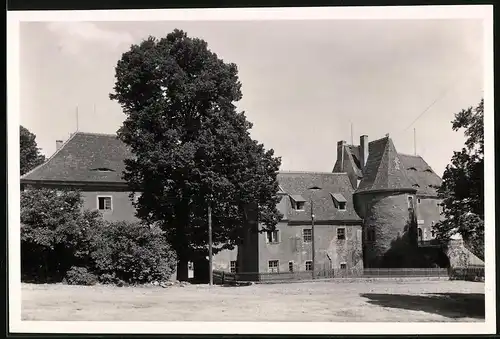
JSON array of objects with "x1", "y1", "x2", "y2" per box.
[{"x1": 355, "y1": 136, "x2": 415, "y2": 194}]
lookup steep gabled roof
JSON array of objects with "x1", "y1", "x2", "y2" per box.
[
  {"x1": 332, "y1": 144, "x2": 363, "y2": 178},
  {"x1": 277, "y1": 171, "x2": 361, "y2": 223},
  {"x1": 21, "y1": 132, "x2": 133, "y2": 184},
  {"x1": 398, "y1": 153, "x2": 442, "y2": 197},
  {"x1": 355, "y1": 136, "x2": 415, "y2": 194}
]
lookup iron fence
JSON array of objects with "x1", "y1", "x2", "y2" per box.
[
  {"x1": 213, "y1": 267, "x2": 456, "y2": 284},
  {"x1": 449, "y1": 265, "x2": 485, "y2": 281}
]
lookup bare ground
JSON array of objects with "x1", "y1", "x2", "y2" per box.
[{"x1": 21, "y1": 279, "x2": 485, "y2": 322}]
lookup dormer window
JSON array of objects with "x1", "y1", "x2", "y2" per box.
[
  {"x1": 407, "y1": 167, "x2": 417, "y2": 171},
  {"x1": 412, "y1": 184, "x2": 420, "y2": 188},
  {"x1": 90, "y1": 167, "x2": 115, "y2": 172},
  {"x1": 289, "y1": 195, "x2": 306, "y2": 211},
  {"x1": 424, "y1": 168, "x2": 433, "y2": 173},
  {"x1": 330, "y1": 193, "x2": 347, "y2": 211}
]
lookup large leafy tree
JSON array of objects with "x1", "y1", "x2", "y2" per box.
[
  {"x1": 110, "y1": 30, "x2": 282, "y2": 280},
  {"x1": 434, "y1": 99, "x2": 484, "y2": 260},
  {"x1": 20, "y1": 125, "x2": 46, "y2": 175}
]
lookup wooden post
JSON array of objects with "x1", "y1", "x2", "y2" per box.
[{"x1": 208, "y1": 205, "x2": 213, "y2": 286}]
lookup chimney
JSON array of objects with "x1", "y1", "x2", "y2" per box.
[
  {"x1": 360, "y1": 135, "x2": 368, "y2": 171},
  {"x1": 56, "y1": 140, "x2": 64, "y2": 150},
  {"x1": 337, "y1": 140, "x2": 346, "y2": 172}
]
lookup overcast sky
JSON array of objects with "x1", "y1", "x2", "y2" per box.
[{"x1": 19, "y1": 19, "x2": 483, "y2": 176}]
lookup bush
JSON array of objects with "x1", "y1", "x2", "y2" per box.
[
  {"x1": 21, "y1": 188, "x2": 177, "y2": 286},
  {"x1": 65, "y1": 266, "x2": 98, "y2": 286},
  {"x1": 21, "y1": 188, "x2": 104, "y2": 282},
  {"x1": 91, "y1": 221, "x2": 177, "y2": 284}
]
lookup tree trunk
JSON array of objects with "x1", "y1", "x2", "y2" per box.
[{"x1": 176, "y1": 259, "x2": 189, "y2": 281}]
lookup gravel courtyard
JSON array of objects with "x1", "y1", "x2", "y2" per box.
[{"x1": 21, "y1": 279, "x2": 484, "y2": 322}]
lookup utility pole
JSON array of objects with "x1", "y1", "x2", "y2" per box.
[
  {"x1": 414, "y1": 128, "x2": 417, "y2": 156},
  {"x1": 311, "y1": 198, "x2": 315, "y2": 279},
  {"x1": 208, "y1": 204, "x2": 213, "y2": 286}
]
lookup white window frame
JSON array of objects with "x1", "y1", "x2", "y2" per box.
[
  {"x1": 97, "y1": 195, "x2": 113, "y2": 212},
  {"x1": 305, "y1": 260, "x2": 313, "y2": 271},
  {"x1": 340, "y1": 262, "x2": 347, "y2": 269},
  {"x1": 407, "y1": 196, "x2": 414, "y2": 209},
  {"x1": 266, "y1": 230, "x2": 280, "y2": 244},
  {"x1": 230, "y1": 260, "x2": 238, "y2": 273},
  {"x1": 303, "y1": 228, "x2": 312, "y2": 242},
  {"x1": 288, "y1": 261, "x2": 294, "y2": 272},
  {"x1": 268, "y1": 260, "x2": 279, "y2": 273}
]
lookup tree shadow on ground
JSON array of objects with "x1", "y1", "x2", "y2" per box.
[{"x1": 360, "y1": 293, "x2": 484, "y2": 319}]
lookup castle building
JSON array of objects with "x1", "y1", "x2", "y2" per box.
[
  {"x1": 332, "y1": 134, "x2": 482, "y2": 268},
  {"x1": 21, "y1": 131, "x2": 483, "y2": 277}
]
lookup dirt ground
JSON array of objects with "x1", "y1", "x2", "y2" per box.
[{"x1": 21, "y1": 279, "x2": 485, "y2": 322}]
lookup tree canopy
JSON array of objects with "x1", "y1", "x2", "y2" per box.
[
  {"x1": 20, "y1": 125, "x2": 45, "y2": 175},
  {"x1": 434, "y1": 98, "x2": 484, "y2": 260},
  {"x1": 110, "y1": 29, "x2": 282, "y2": 280}
]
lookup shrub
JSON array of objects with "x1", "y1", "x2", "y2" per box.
[
  {"x1": 21, "y1": 187, "x2": 104, "y2": 282},
  {"x1": 91, "y1": 221, "x2": 177, "y2": 284},
  {"x1": 65, "y1": 266, "x2": 98, "y2": 286}
]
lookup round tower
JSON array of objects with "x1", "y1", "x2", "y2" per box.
[{"x1": 353, "y1": 135, "x2": 417, "y2": 268}]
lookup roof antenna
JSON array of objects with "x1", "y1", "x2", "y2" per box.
[
  {"x1": 414, "y1": 128, "x2": 417, "y2": 156},
  {"x1": 75, "y1": 105, "x2": 79, "y2": 132},
  {"x1": 350, "y1": 122, "x2": 354, "y2": 145}
]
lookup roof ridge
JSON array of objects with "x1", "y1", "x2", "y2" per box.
[
  {"x1": 368, "y1": 135, "x2": 390, "y2": 145},
  {"x1": 278, "y1": 170, "x2": 348, "y2": 175},
  {"x1": 398, "y1": 152, "x2": 422, "y2": 158},
  {"x1": 75, "y1": 131, "x2": 119, "y2": 137},
  {"x1": 21, "y1": 132, "x2": 79, "y2": 180},
  {"x1": 371, "y1": 138, "x2": 389, "y2": 188}
]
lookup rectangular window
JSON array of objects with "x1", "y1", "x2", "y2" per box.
[
  {"x1": 288, "y1": 261, "x2": 294, "y2": 272},
  {"x1": 407, "y1": 196, "x2": 414, "y2": 209},
  {"x1": 367, "y1": 228, "x2": 375, "y2": 242},
  {"x1": 98, "y1": 196, "x2": 112, "y2": 211},
  {"x1": 337, "y1": 228, "x2": 346, "y2": 240},
  {"x1": 266, "y1": 230, "x2": 279, "y2": 244},
  {"x1": 295, "y1": 201, "x2": 305, "y2": 210},
  {"x1": 134, "y1": 192, "x2": 141, "y2": 204},
  {"x1": 340, "y1": 263, "x2": 347, "y2": 269},
  {"x1": 338, "y1": 202, "x2": 346, "y2": 211},
  {"x1": 268, "y1": 260, "x2": 279, "y2": 273},
  {"x1": 417, "y1": 198, "x2": 421, "y2": 204},
  {"x1": 230, "y1": 260, "x2": 238, "y2": 273},
  {"x1": 303, "y1": 229, "x2": 312, "y2": 242},
  {"x1": 305, "y1": 261, "x2": 313, "y2": 271},
  {"x1": 290, "y1": 196, "x2": 306, "y2": 211}
]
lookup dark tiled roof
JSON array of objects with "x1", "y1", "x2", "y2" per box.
[
  {"x1": 277, "y1": 171, "x2": 361, "y2": 223},
  {"x1": 331, "y1": 193, "x2": 347, "y2": 203},
  {"x1": 21, "y1": 132, "x2": 133, "y2": 184},
  {"x1": 332, "y1": 144, "x2": 363, "y2": 178},
  {"x1": 398, "y1": 153, "x2": 442, "y2": 197},
  {"x1": 355, "y1": 136, "x2": 415, "y2": 194}
]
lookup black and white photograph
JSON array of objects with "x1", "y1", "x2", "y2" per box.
[{"x1": 7, "y1": 5, "x2": 495, "y2": 335}]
